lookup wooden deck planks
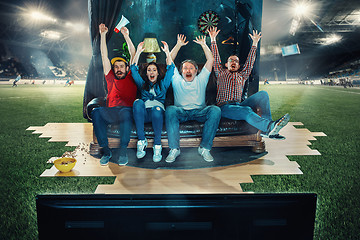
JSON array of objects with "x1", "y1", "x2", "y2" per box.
[{"x1": 27, "y1": 122, "x2": 326, "y2": 194}]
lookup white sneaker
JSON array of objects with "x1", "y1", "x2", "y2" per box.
[
  {"x1": 198, "y1": 146, "x2": 214, "y2": 162},
  {"x1": 136, "y1": 139, "x2": 148, "y2": 159},
  {"x1": 165, "y1": 148, "x2": 180, "y2": 163},
  {"x1": 153, "y1": 145, "x2": 162, "y2": 162}
]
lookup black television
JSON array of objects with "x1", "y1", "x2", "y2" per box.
[{"x1": 36, "y1": 193, "x2": 316, "y2": 240}]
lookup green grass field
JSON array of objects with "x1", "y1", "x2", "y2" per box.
[{"x1": 0, "y1": 83, "x2": 359, "y2": 239}]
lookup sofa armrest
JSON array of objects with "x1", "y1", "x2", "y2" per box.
[{"x1": 86, "y1": 97, "x2": 106, "y2": 122}]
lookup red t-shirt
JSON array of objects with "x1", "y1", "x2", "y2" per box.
[{"x1": 105, "y1": 69, "x2": 137, "y2": 107}]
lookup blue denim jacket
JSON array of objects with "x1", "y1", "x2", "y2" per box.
[{"x1": 130, "y1": 63, "x2": 175, "y2": 104}]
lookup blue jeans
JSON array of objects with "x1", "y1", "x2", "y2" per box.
[
  {"x1": 165, "y1": 105, "x2": 221, "y2": 150},
  {"x1": 91, "y1": 106, "x2": 132, "y2": 148},
  {"x1": 220, "y1": 91, "x2": 272, "y2": 133},
  {"x1": 133, "y1": 99, "x2": 164, "y2": 145}
]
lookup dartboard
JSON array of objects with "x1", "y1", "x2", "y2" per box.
[{"x1": 197, "y1": 10, "x2": 220, "y2": 35}]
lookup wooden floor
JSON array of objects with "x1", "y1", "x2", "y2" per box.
[{"x1": 27, "y1": 122, "x2": 326, "y2": 194}]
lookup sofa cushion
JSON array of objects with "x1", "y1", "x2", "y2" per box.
[{"x1": 107, "y1": 118, "x2": 258, "y2": 139}]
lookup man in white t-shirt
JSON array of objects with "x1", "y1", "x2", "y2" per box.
[{"x1": 165, "y1": 35, "x2": 221, "y2": 163}]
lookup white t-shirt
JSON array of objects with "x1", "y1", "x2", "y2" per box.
[{"x1": 171, "y1": 67, "x2": 211, "y2": 110}]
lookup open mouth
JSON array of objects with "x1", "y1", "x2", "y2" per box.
[
  {"x1": 186, "y1": 73, "x2": 192, "y2": 78},
  {"x1": 150, "y1": 76, "x2": 155, "y2": 81},
  {"x1": 116, "y1": 71, "x2": 126, "y2": 79}
]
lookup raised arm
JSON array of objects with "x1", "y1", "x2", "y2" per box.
[
  {"x1": 193, "y1": 35, "x2": 214, "y2": 72},
  {"x1": 240, "y1": 29, "x2": 262, "y2": 78},
  {"x1": 208, "y1": 26, "x2": 220, "y2": 43},
  {"x1": 170, "y1": 34, "x2": 188, "y2": 61},
  {"x1": 208, "y1": 26, "x2": 224, "y2": 77},
  {"x1": 131, "y1": 42, "x2": 145, "y2": 66},
  {"x1": 161, "y1": 41, "x2": 173, "y2": 66},
  {"x1": 129, "y1": 42, "x2": 145, "y2": 87},
  {"x1": 120, "y1": 27, "x2": 136, "y2": 63},
  {"x1": 99, "y1": 23, "x2": 111, "y2": 75},
  {"x1": 161, "y1": 41, "x2": 175, "y2": 88},
  {"x1": 249, "y1": 29, "x2": 262, "y2": 47}
]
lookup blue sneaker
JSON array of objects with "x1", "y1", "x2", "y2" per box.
[
  {"x1": 261, "y1": 113, "x2": 290, "y2": 140},
  {"x1": 117, "y1": 147, "x2": 128, "y2": 166},
  {"x1": 269, "y1": 113, "x2": 290, "y2": 136},
  {"x1": 100, "y1": 151, "x2": 112, "y2": 166}
]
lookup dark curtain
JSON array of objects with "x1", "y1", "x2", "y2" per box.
[
  {"x1": 82, "y1": 0, "x2": 262, "y2": 119},
  {"x1": 236, "y1": 0, "x2": 262, "y2": 97},
  {"x1": 236, "y1": 1, "x2": 254, "y2": 100},
  {"x1": 83, "y1": 0, "x2": 123, "y2": 120}
]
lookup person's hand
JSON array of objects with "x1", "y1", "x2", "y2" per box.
[
  {"x1": 193, "y1": 35, "x2": 207, "y2": 46},
  {"x1": 249, "y1": 29, "x2": 262, "y2": 46},
  {"x1": 176, "y1": 34, "x2": 188, "y2": 46},
  {"x1": 120, "y1": 27, "x2": 129, "y2": 37},
  {"x1": 99, "y1": 23, "x2": 108, "y2": 35},
  {"x1": 161, "y1": 41, "x2": 169, "y2": 53},
  {"x1": 208, "y1": 26, "x2": 220, "y2": 41},
  {"x1": 136, "y1": 42, "x2": 145, "y2": 53}
]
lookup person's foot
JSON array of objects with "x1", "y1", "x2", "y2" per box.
[
  {"x1": 262, "y1": 113, "x2": 290, "y2": 139},
  {"x1": 136, "y1": 139, "x2": 148, "y2": 159},
  {"x1": 198, "y1": 146, "x2": 214, "y2": 162},
  {"x1": 165, "y1": 148, "x2": 180, "y2": 163},
  {"x1": 153, "y1": 145, "x2": 162, "y2": 163},
  {"x1": 260, "y1": 133, "x2": 286, "y2": 140},
  {"x1": 117, "y1": 147, "x2": 128, "y2": 166},
  {"x1": 100, "y1": 151, "x2": 112, "y2": 166}
]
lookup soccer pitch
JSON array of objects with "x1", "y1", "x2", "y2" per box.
[{"x1": 0, "y1": 84, "x2": 359, "y2": 239}]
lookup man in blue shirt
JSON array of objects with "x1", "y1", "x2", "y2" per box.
[{"x1": 13, "y1": 74, "x2": 21, "y2": 87}]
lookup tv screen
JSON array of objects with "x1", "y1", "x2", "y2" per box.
[
  {"x1": 36, "y1": 193, "x2": 316, "y2": 240},
  {"x1": 281, "y1": 44, "x2": 301, "y2": 57}
]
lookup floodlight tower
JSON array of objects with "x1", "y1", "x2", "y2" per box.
[{"x1": 289, "y1": 1, "x2": 323, "y2": 35}]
